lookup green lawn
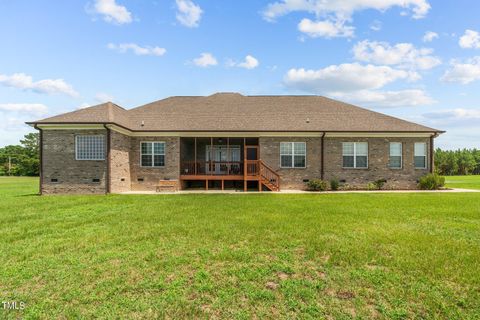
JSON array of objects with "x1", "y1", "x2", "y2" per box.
[
  {"x1": 1, "y1": 177, "x2": 480, "y2": 319},
  {"x1": 445, "y1": 175, "x2": 480, "y2": 190}
]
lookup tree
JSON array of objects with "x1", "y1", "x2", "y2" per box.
[
  {"x1": 0, "y1": 133, "x2": 39, "y2": 176},
  {"x1": 20, "y1": 133, "x2": 39, "y2": 157},
  {"x1": 456, "y1": 149, "x2": 476, "y2": 175}
]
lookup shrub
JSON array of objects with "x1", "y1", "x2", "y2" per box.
[
  {"x1": 418, "y1": 173, "x2": 445, "y2": 190},
  {"x1": 373, "y1": 179, "x2": 387, "y2": 190},
  {"x1": 330, "y1": 179, "x2": 339, "y2": 191},
  {"x1": 306, "y1": 179, "x2": 328, "y2": 191},
  {"x1": 366, "y1": 182, "x2": 377, "y2": 191}
]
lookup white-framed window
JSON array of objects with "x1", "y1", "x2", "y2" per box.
[
  {"x1": 75, "y1": 135, "x2": 105, "y2": 160},
  {"x1": 141, "y1": 142, "x2": 165, "y2": 167},
  {"x1": 414, "y1": 142, "x2": 427, "y2": 169},
  {"x1": 342, "y1": 142, "x2": 368, "y2": 168},
  {"x1": 280, "y1": 142, "x2": 306, "y2": 168},
  {"x1": 389, "y1": 142, "x2": 403, "y2": 169}
]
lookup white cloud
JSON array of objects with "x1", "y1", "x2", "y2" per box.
[
  {"x1": 284, "y1": 63, "x2": 433, "y2": 107},
  {"x1": 263, "y1": 0, "x2": 430, "y2": 38},
  {"x1": 92, "y1": 0, "x2": 132, "y2": 24},
  {"x1": 176, "y1": 0, "x2": 203, "y2": 28},
  {"x1": 352, "y1": 40, "x2": 441, "y2": 70},
  {"x1": 298, "y1": 18, "x2": 354, "y2": 38},
  {"x1": 263, "y1": 0, "x2": 430, "y2": 21},
  {"x1": 370, "y1": 20, "x2": 382, "y2": 32},
  {"x1": 0, "y1": 73, "x2": 78, "y2": 97},
  {"x1": 284, "y1": 63, "x2": 418, "y2": 93},
  {"x1": 424, "y1": 108, "x2": 480, "y2": 120},
  {"x1": 77, "y1": 103, "x2": 92, "y2": 109},
  {"x1": 423, "y1": 31, "x2": 438, "y2": 42},
  {"x1": 227, "y1": 55, "x2": 260, "y2": 69},
  {"x1": 192, "y1": 53, "x2": 218, "y2": 67},
  {"x1": 330, "y1": 89, "x2": 435, "y2": 107},
  {"x1": 107, "y1": 43, "x2": 166, "y2": 56},
  {"x1": 0, "y1": 103, "x2": 48, "y2": 115},
  {"x1": 95, "y1": 92, "x2": 114, "y2": 103},
  {"x1": 459, "y1": 29, "x2": 480, "y2": 49},
  {"x1": 441, "y1": 57, "x2": 480, "y2": 84}
]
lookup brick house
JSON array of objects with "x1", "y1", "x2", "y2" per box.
[{"x1": 27, "y1": 93, "x2": 444, "y2": 194}]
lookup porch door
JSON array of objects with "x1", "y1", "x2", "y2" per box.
[
  {"x1": 245, "y1": 146, "x2": 259, "y2": 161},
  {"x1": 245, "y1": 145, "x2": 259, "y2": 176},
  {"x1": 206, "y1": 146, "x2": 240, "y2": 174}
]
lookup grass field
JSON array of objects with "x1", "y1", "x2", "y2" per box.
[
  {"x1": 1, "y1": 177, "x2": 480, "y2": 319},
  {"x1": 445, "y1": 175, "x2": 480, "y2": 190}
]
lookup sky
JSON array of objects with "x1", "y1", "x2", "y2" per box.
[{"x1": 0, "y1": 0, "x2": 479, "y2": 149}]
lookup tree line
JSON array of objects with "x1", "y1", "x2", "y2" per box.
[
  {"x1": 434, "y1": 148, "x2": 480, "y2": 176},
  {"x1": 0, "y1": 133, "x2": 479, "y2": 176}
]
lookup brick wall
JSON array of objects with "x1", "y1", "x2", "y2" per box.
[
  {"x1": 129, "y1": 136, "x2": 180, "y2": 191},
  {"x1": 259, "y1": 136, "x2": 431, "y2": 190},
  {"x1": 41, "y1": 131, "x2": 432, "y2": 194},
  {"x1": 323, "y1": 137, "x2": 431, "y2": 189},
  {"x1": 109, "y1": 130, "x2": 132, "y2": 193},
  {"x1": 42, "y1": 129, "x2": 107, "y2": 194},
  {"x1": 259, "y1": 137, "x2": 322, "y2": 190}
]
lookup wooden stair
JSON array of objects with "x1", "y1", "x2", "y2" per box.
[{"x1": 259, "y1": 160, "x2": 280, "y2": 191}]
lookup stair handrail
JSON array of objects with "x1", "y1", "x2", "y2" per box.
[{"x1": 259, "y1": 159, "x2": 280, "y2": 191}]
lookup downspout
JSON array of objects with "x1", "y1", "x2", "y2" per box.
[
  {"x1": 321, "y1": 132, "x2": 326, "y2": 180},
  {"x1": 430, "y1": 133, "x2": 437, "y2": 174},
  {"x1": 104, "y1": 124, "x2": 111, "y2": 194},
  {"x1": 34, "y1": 125, "x2": 43, "y2": 195}
]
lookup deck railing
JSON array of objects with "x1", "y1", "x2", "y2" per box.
[
  {"x1": 181, "y1": 161, "x2": 243, "y2": 176},
  {"x1": 180, "y1": 160, "x2": 280, "y2": 191},
  {"x1": 245, "y1": 160, "x2": 260, "y2": 176}
]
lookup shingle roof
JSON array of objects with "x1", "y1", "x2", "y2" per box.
[{"x1": 28, "y1": 93, "x2": 443, "y2": 133}]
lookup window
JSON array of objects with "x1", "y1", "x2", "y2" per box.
[
  {"x1": 280, "y1": 142, "x2": 306, "y2": 168},
  {"x1": 342, "y1": 142, "x2": 368, "y2": 168},
  {"x1": 141, "y1": 142, "x2": 165, "y2": 167},
  {"x1": 389, "y1": 142, "x2": 402, "y2": 169},
  {"x1": 75, "y1": 135, "x2": 105, "y2": 160},
  {"x1": 414, "y1": 142, "x2": 427, "y2": 169}
]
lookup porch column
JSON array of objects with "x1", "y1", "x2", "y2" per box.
[
  {"x1": 194, "y1": 137, "x2": 197, "y2": 175},
  {"x1": 210, "y1": 137, "x2": 213, "y2": 175},
  {"x1": 227, "y1": 137, "x2": 230, "y2": 174},
  {"x1": 243, "y1": 138, "x2": 247, "y2": 191}
]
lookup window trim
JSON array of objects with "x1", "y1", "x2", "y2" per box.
[
  {"x1": 388, "y1": 142, "x2": 403, "y2": 169},
  {"x1": 75, "y1": 135, "x2": 105, "y2": 161},
  {"x1": 140, "y1": 141, "x2": 166, "y2": 168},
  {"x1": 342, "y1": 142, "x2": 369, "y2": 169},
  {"x1": 279, "y1": 142, "x2": 307, "y2": 169},
  {"x1": 414, "y1": 142, "x2": 427, "y2": 169}
]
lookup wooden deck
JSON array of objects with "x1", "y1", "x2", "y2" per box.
[{"x1": 180, "y1": 160, "x2": 279, "y2": 191}]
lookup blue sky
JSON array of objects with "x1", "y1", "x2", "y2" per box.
[{"x1": 1, "y1": 0, "x2": 479, "y2": 149}]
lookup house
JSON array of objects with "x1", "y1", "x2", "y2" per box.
[{"x1": 27, "y1": 93, "x2": 444, "y2": 194}]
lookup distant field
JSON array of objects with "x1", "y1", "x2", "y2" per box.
[
  {"x1": 445, "y1": 175, "x2": 480, "y2": 190},
  {"x1": 1, "y1": 177, "x2": 480, "y2": 319}
]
